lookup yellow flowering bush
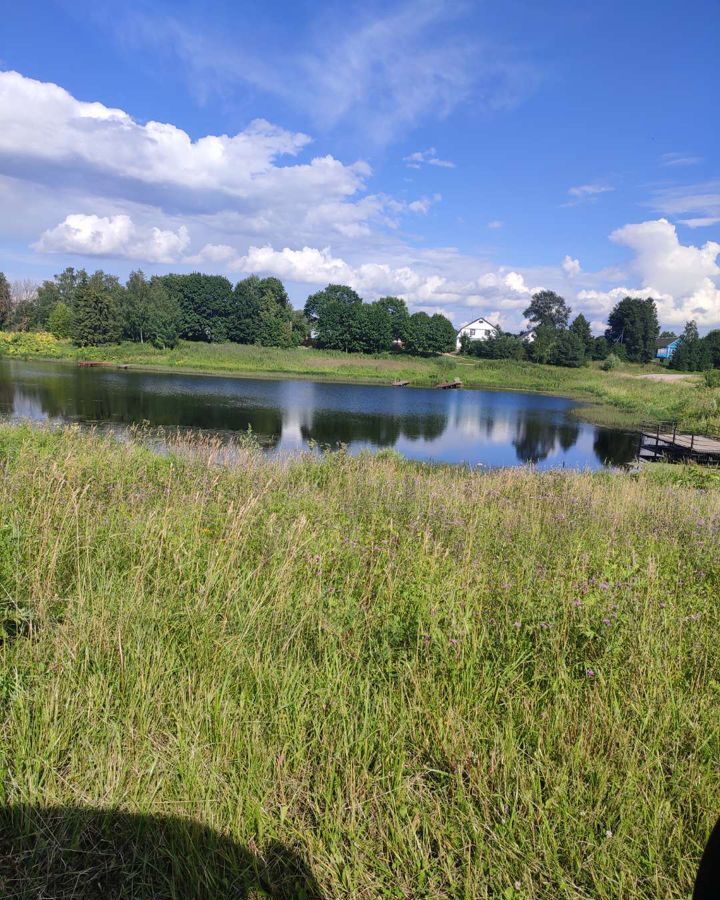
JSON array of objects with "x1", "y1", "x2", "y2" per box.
[{"x1": 0, "y1": 331, "x2": 72, "y2": 357}]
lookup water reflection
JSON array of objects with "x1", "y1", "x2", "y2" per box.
[{"x1": 0, "y1": 359, "x2": 638, "y2": 470}]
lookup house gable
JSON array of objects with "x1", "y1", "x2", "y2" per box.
[{"x1": 455, "y1": 317, "x2": 500, "y2": 349}]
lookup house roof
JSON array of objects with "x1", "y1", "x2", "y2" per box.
[
  {"x1": 517, "y1": 327, "x2": 537, "y2": 339},
  {"x1": 656, "y1": 337, "x2": 679, "y2": 348},
  {"x1": 456, "y1": 317, "x2": 500, "y2": 334}
]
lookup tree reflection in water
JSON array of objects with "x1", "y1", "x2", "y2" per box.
[{"x1": 0, "y1": 359, "x2": 640, "y2": 470}]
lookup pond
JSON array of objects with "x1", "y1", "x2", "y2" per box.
[{"x1": 0, "y1": 359, "x2": 639, "y2": 469}]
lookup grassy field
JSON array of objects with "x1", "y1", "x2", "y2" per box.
[
  {"x1": 1, "y1": 424, "x2": 719, "y2": 897},
  {"x1": 2, "y1": 330, "x2": 719, "y2": 433}
]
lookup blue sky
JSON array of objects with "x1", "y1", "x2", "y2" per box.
[{"x1": 1, "y1": 0, "x2": 718, "y2": 331}]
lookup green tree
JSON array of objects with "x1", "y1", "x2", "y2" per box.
[
  {"x1": 552, "y1": 329, "x2": 586, "y2": 367},
  {"x1": 160, "y1": 273, "x2": 233, "y2": 342},
  {"x1": 404, "y1": 312, "x2": 455, "y2": 355},
  {"x1": 703, "y1": 330, "x2": 720, "y2": 368},
  {"x1": 590, "y1": 336, "x2": 609, "y2": 360},
  {"x1": 670, "y1": 320, "x2": 711, "y2": 371},
  {"x1": 27, "y1": 267, "x2": 85, "y2": 330},
  {"x1": 304, "y1": 284, "x2": 362, "y2": 324},
  {"x1": 523, "y1": 290, "x2": 571, "y2": 329},
  {"x1": 374, "y1": 296, "x2": 410, "y2": 343},
  {"x1": 466, "y1": 332, "x2": 526, "y2": 360},
  {"x1": 527, "y1": 324, "x2": 558, "y2": 364},
  {"x1": 305, "y1": 284, "x2": 364, "y2": 351},
  {"x1": 71, "y1": 271, "x2": 124, "y2": 346},
  {"x1": 358, "y1": 302, "x2": 393, "y2": 353},
  {"x1": 229, "y1": 276, "x2": 299, "y2": 348},
  {"x1": 228, "y1": 276, "x2": 263, "y2": 344},
  {"x1": 290, "y1": 310, "x2": 310, "y2": 346},
  {"x1": 605, "y1": 296, "x2": 659, "y2": 362},
  {"x1": 569, "y1": 313, "x2": 593, "y2": 355},
  {"x1": 0, "y1": 272, "x2": 11, "y2": 329},
  {"x1": 427, "y1": 314, "x2": 457, "y2": 353},
  {"x1": 124, "y1": 271, "x2": 181, "y2": 346},
  {"x1": 48, "y1": 302, "x2": 73, "y2": 338}
]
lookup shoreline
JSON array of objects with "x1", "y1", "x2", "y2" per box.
[{"x1": 0, "y1": 337, "x2": 711, "y2": 433}]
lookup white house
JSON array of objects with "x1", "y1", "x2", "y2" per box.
[
  {"x1": 456, "y1": 317, "x2": 500, "y2": 350},
  {"x1": 517, "y1": 326, "x2": 537, "y2": 343}
]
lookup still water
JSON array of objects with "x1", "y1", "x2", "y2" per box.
[{"x1": 0, "y1": 359, "x2": 639, "y2": 469}]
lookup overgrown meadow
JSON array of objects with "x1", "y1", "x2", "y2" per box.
[{"x1": 1, "y1": 424, "x2": 719, "y2": 897}]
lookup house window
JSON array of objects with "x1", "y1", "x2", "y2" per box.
[{"x1": 469, "y1": 329, "x2": 476, "y2": 336}]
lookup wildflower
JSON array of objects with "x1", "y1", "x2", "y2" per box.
[
  {"x1": 573, "y1": 600, "x2": 582, "y2": 608},
  {"x1": 605, "y1": 829, "x2": 613, "y2": 839},
  {"x1": 602, "y1": 618, "x2": 611, "y2": 626},
  {"x1": 514, "y1": 881, "x2": 522, "y2": 891},
  {"x1": 514, "y1": 621, "x2": 521, "y2": 629},
  {"x1": 586, "y1": 667, "x2": 595, "y2": 678}
]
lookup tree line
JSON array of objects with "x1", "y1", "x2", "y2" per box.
[
  {"x1": 461, "y1": 289, "x2": 720, "y2": 371},
  {"x1": 1, "y1": 268, "x2": 717, "y2": 369},
  {"x1": 0, "y1": 269, "x2": 456, "y2": 355}
]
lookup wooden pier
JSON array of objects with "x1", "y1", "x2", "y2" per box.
[
  {"x1": 435, "y1": 379, "x2": 463, "y2": 390},
  {"x1": 391, "y1": 380, "x2": 410, "y2": 387},
  {"x1": 639, "y1": 422, "x2": 720, "y2": 464},
  {"x1": 78, "y1": 361, "x2": 129, "y2": 369}
]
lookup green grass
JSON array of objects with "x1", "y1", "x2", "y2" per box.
[
  {"x1": 1, "y1": 424, "x2": 719, "y2": 897},
  {"x1": 3, "y1": 331, "x2": 719, "y2": 433}
]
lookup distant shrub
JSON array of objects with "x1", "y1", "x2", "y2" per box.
[
  {"x1": 600, "y1": 353, "x2": 621, "y2": 371},
  {"x1": 466, "y1": 333, "x2": 526, "y2": 360},
  {"x1": 703, "y1": 369, "x2": 720, "y2": 388}
]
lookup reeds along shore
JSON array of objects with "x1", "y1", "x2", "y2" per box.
[{"x1": 1, "y1": 423, "x2": 719, "y2": 897}]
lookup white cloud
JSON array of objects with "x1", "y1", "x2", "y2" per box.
[
  {"x1": 679, "y1": 217, "x2": 720, "y2": 229},
  {"x1": 35, "y1": 214, "x2": 190, "y2": 263},
  {"x1": 650, "y1": 180, "x2": 720, "y2": 220},
  {"x1": 404, "y1": 148, "x2": 455, "y2": 169},
  {"x1": 487, "y1": 219, "x2": 503, "y2": 229},
  {"x1": 562, "y1": 255, "x2": 581, "y2": 276},
  {"x1": 576, "y1": 218, "x2": 720, "y2": 327},
  {"x1": 117, "y1": 3, "x2": 537, "y2": 145},
  {"x1": 660, "y1": 152, "x2": 702, "y2": 167},
  {"x1": 407, "y1": 193, "x2": 442, "y2": 214},
  {"x1": 568, "y1": 184, "x2": 614, "y2": 198},
  {"x1": 0, "y1": 69, "x2": 377, "y2": 249}
]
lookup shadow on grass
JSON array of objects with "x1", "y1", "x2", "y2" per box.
[
  {"x1": 0, "y1": 803, "x2": 324, "y2": 899},
  {"x1": 694, "y1": 817, "x2": 720, "y2": 900}
]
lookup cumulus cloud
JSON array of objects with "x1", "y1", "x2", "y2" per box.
[
  {"x1": 0, "y1": 68, "x2": 377, "y2": 246},
  {"x1": 188, "y1": 242, "x2": 539, "y2": 328},
  {"x1": 576, "y1": 219, "x2": 720, "y2": 327},
  {"x1": 404, "y1": 148, "x2": 455, "y2": 169},
  {"x1": 35, "y1": 214, "x2": 190, "y2": 263},
  {"x1": 562, "y1": 255, "x2": 581, "y2": 276}
]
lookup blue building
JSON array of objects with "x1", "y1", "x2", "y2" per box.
[{"x1": 656, "y1": 337, "x2": 680, "y2": 360}]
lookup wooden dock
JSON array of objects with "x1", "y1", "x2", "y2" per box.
[
  {"x1": 435, "y1": 379, "x2": 463, "y2": 390},
  {"x1": 639, "y1": 423, "x2": 720, "y2": 464},
  {"x1": 391, "y1": 380, "x2": 410, "y2": 387},
  {"x1": 78, "y1": 361, "x2": 129, "y2": 369}
]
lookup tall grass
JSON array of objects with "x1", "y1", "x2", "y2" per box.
[{"x1": 1, "y1": 424, "x2": 718, "y2": 897}]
